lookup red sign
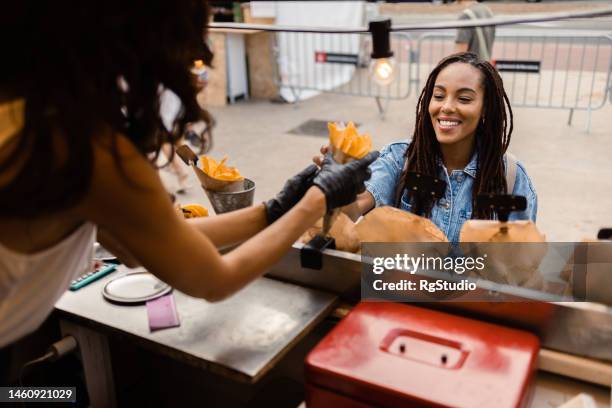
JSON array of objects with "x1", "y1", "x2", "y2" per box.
[{"x1": 314, "y1": 51, "x2": 359, "y2": 65}]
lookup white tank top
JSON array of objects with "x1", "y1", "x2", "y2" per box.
[
  {"x1": 0, "y1": 98, "x2": 98, "y2": 346},
  {"x1": 0, "y1": 223, "x2": 96, "y2": 347}
]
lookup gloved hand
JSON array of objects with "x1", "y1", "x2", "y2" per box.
[
  {"x1": 264, "y1": 164, "x2": 319, "y2": 224},
  {"x1": 313, "y1": 151, "x2": 380, "y2": 212}
]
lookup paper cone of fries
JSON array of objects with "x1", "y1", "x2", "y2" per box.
[
  {"x1": 328, "y1": 122, "x2": 372, "y2": 164},
  {"x1": 175, "y1": 145, "x2": 254, "y2": 213},
  {"x1": 175, "y1": 145, "x2": 244, "y2": 193},
  {"x1": 196, "y1": 156, "x2": 244, "y2": 193},
  {"x1": 322, "y1": 122, "x2": 373, "y2": 235}
]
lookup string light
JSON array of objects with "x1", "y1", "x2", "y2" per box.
[{"x1": 369, "y1": 19, "x2": 395, "y2": 86}]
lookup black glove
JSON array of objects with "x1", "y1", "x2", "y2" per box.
[
  {"x1": 264, "y1": 164, "x2": 319, "y2": 224},
  {"x1": 313, "y1": 151, "x2": 380, "y2": 212}
]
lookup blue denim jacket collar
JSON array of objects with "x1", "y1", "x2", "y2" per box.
[{"x1": 436, "y1": 152, "x2": 478, "y2": 178}]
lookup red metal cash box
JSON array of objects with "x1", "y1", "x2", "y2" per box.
[{"x1": 305, "y1": 302, "x2": 539, "y2": 408}]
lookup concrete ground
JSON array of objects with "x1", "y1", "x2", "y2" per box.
[{"x1": 161, "y1": 88, "x2": 612, "y2": 242}]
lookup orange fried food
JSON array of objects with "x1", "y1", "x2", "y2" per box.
[
  {"x1": 328, "y1": 121, "x2": 372, "y2": 161},
  {"x1": 180, "y1": 204, "x2": 209, "y2": 219},
  {"x1": 199, "y1": 156, "x2": 244, "y2": 181}
]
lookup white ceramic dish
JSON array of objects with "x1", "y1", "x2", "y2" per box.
[{"x1": 102, "y1": 271, "x2": 171, "y2": 304}]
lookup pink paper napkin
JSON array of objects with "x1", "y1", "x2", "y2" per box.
[{"x1": 146, "y1": 293, "x2": 180, "y2": 331}]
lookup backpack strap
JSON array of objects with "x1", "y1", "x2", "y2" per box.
[
  {"x1": 463, "y1": 8, "x2": 491, "y2": 61},
  {"x1": 505, "y1": 152, "x2": 518, "y2": 194}
]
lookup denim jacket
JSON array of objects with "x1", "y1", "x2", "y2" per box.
[{"x1": 364, "y1": 142, "x2": 538, "y2": 243}]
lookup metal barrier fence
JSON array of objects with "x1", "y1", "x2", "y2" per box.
[
  {"x1": 416, "y1": 30, "x2": 612, "y2": 132},
  {"x1": 272, "y1": 28, "x2": 612, "y2": 130},
  {"x1": 273, "y1": 32, "x2": 413, "y2": 115}
]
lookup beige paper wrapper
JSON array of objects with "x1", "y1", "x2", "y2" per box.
[
  {"x1": 191, "y1": 164, "x2": 244, "y2": 192},
  {"x1": 459, "y1": 220, "x2": 545, "y2": 243},
  {"x1": 460, "y1": 220, "x2": 547, "y2": 289},
  {"x1": 331, "y1": 148, "x2": 354, "y2": 164},
  {"x1": 356, "y1": 206, "x2": 448, "y2": 243}
]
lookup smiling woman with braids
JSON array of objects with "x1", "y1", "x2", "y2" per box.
[
  {"x1": 319, "y1": 52, "x2": 537, "y2": 242},
  {"x1": 0, "y1": 0, "x2": 378, "y2": 347}
]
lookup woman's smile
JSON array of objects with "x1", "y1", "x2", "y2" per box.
[{"x1": 436, "y1": 117, "x2": 463, "y2": 132}]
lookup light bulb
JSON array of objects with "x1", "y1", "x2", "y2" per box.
[{"x1": 370, "y1": 57, "x2": 396, "y2": 86}]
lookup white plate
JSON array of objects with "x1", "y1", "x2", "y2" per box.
[{"x1": 102, "y1": 271, "x2": 171, "y2": 304}]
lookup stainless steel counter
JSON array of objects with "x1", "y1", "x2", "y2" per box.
[{"x1": 56, "y1": 266, "x2": 337, "y2": 383}]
